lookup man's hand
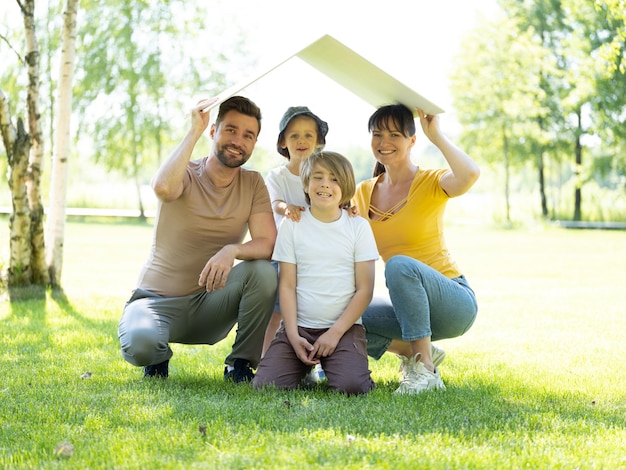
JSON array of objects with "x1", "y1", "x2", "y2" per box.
[{"x1": 198, "y1": 245, "x2": 238, "y2": 291}]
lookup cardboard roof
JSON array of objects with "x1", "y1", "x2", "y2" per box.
[{"x1": 207, "y1": 34, "x2": 444, "y2": 116}]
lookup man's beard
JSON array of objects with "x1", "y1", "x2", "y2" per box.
[{"x1": 215, "y1": 143, "x2": 250, "y2": 168}]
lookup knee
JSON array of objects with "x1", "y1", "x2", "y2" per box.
[
  {"x1": 331, "y1": 379, "x2": 374, "y2": 396},
  {"x1": 119, "y1": 326, "x2": 163, "y2": 366},
  {"x1": 248, "y1": 260, "x2": 278, "y2": 294},
  {"x1": 385, "y1": 255, "x2": 415, "y2": 283}
]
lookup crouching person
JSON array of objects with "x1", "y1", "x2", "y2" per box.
[
  {"x1": 253, "y1": 151, "x2": 378, "y2": 395},
  {"x1": 118, "y1": 96, "x2": 277, "y2": 382}
]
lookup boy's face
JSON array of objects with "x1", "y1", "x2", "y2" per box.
[
  {"x1": 281, "y1": 116, "x2": 319, "y2": 162},
  {"x1": 305, "y1": 163, "x2": 342, "y2": 210}
]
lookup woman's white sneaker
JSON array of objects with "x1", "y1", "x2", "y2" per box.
[{"x1": 395, "y1": 353, "x2": 446, "y2": 394}]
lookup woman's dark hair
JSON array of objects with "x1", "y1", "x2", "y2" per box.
[
  {"x1": 368, "y1": 104, "x2": 415, "y2": 177},
  {"x1": 215, "y1": 96, "x2": 262, "y2": 135}
]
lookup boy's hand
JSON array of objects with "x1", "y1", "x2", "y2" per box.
[
  {"x1": 289, "y1": 335, "x2": 319, "y2": 366},
  {"x1": 308, "y1": 329, "x2": 342, "y2": 360}
]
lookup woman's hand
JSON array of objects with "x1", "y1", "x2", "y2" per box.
[{"x1": 417, "y1": 108, "x2": 443, "y2": 145}]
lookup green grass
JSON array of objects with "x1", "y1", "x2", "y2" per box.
[{"x1": 1, "y1": 219, "x2": 625, "y2": 469}]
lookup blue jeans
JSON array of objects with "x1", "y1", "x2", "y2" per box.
[{"x1": 363, "y1": 255, "x2": 478, "y2": 359}]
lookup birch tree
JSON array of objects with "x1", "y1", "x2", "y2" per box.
[
  {"x1": 0, "y1": 0, "x2": 49, "y2": 286},
  {"x1": 0, "y1": 90, "x2": 33, "y2": 285},
  {"x1": 46, "y1": 0, "x2": 79, "y2": 286}
]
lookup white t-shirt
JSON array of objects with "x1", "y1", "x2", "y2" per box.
[
  {"x1": 265, "y1": 165, "x2": 308, "y2": 228},
  {"x1": 272, "y1": 210, "x2": 379, "y2": 328}
]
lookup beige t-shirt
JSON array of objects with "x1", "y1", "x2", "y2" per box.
[{"x1": 136, "y1": 157, "x2": 272, "y2": 297}]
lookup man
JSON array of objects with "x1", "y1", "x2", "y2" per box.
[{"x1": 118, "y1": 96, "x2": 277, "y2": 383}]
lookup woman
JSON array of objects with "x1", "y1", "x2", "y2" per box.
[{"x1": 352, "y1": 104, "x2": 479, "y2": 395}]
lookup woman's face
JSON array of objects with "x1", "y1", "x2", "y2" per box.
[{"x1": 370, "y1": 120, "x2": 416, "y2": 166}]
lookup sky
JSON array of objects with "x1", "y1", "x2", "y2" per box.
[
  {"x1": 201, "y1": 0, "x2": 501, "y2": 152},
  {"x1": 0, "y1": 0, "x2": 500, "y2": 153}
]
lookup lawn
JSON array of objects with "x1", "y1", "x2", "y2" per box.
[{"x1": 1, "y1": 219, "x2": 625, "y2": 469}]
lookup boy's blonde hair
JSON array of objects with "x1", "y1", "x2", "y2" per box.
[{"x1": 300, "y1": 151, "x2": 355, "y2": 208}]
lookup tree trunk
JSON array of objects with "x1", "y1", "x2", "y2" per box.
[
  {"x1": 536, "y1": 114, "x2": 548, "y2": 218},
  {"x1": 573, "y1": 108, "x2": 583, "y2": 221},
  {"x1": 47, "y1": 0, "x2": 79, "y2": 286},
  {"x1": 538, "y1": 150, "x2": 548, "y2": 218},
  {"x1": 23, "y1": 0, "x2": 49, "y2": 285},
  {"x1": 0, "y1": 90, "x2": 34, "y2": 285},
  {"x1": 502, "y1": 123, "x2": 511, "y2": 227}
]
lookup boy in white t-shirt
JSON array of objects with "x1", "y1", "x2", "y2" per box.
[{"x1": 253, "y1": 151, "x2": 379, "y2": 395}]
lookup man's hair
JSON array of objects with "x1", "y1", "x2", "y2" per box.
[
  {"x1": 215, "y1": 96, "x2": 262, "y2": 135},
  {"x1": 300, "y1": 151, "x2": 355, "y2": 208}
]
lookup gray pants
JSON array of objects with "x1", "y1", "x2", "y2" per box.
[{"x1": 118, "y1": 260, "x2": 277, "y2": 369}]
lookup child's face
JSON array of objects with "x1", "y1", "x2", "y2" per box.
[
  {"x1": 306, "y1": 163, "x2": 342, "y2": 210},
  {"x1": 281, "y1": 116, "x2": 319, "y2": 162}
]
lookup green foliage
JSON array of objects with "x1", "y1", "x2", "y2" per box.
[
  {"x1": 73, "y1": 0, "x2": 255, "y2": 186},
  {"x1": 452, "y1": 0, "x2": 626, "y2": 222},
  {"x1": 1, "y1": 221, "x2": 626, "y2": 468}
]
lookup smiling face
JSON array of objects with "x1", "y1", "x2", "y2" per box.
[
  {"x1": 211, "y1": 110, "x2": 259, "y2": 168},
  {"x1": 280, "y1": 116, "x2": 320, "y2": 163},
  {"x1": 300, "y1": 151, "x2": 355, "y2": 213},
  {"x1": 370, "y1": 119, "x2": 416, "y2": 167},
  {"x1": 305, "y1": 163, "x2": 343, "y2": 212}
]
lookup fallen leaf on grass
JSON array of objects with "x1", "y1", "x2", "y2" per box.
[{"x1": 55, "y1": 442, "x2": 74, "y2": 458}]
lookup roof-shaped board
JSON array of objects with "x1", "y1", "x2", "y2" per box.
[{"x1": 206, "y1": 34, "x2": 444, "y2": 116}]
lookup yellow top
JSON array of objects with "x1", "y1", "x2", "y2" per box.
[{"x1": 353, "y1": 168, "x2": 461, "y2": 279}]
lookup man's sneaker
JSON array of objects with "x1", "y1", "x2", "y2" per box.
[
  {"x1": 224, "y1": 358, "x2": 255, "y2": 383},
  {"x1": 431, "y1": 343, "x2": 446, "y2": 368},
  {"x1": 302, "y1": 363, "x2": 327, "y2": 387},
  {"x1": 143, "y1": 360, "x2": 169, "y2": 378},
  {"x1": 395, "y1": 353, "x2": 446, "y2": 394}
]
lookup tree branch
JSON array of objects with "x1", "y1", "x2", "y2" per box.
[{"x1": 0, "y1": 33, "x2": 24, "y2": 65}]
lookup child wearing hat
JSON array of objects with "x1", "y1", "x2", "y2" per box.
[{"x1": 262, "y1": 106, "x2": 329, "y2": 382}]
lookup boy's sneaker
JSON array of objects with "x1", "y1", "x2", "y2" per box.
[
  {"x1": 395, "y1": 353, "x2": 446, "y2": 395},
  {"x1": 143, "y1": 360, "x2": 169, "y2": 378},
  {"x1": 302, "y1": 363, "x2": 326, "y2": 387},
  {"x1": 224, "y1": 358, "x2": 255, "y2": 383},
  {"x1": 431, "y1": 343, "x2": 446, "y2": 368}
]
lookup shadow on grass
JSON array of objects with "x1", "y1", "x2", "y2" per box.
[
  {"x1": 2, "y1": 285, "x2": 119, "y2": 357},
  {"x1": 49, "y1": 287, "x2": 119, "y2": 335},
  {"x1": 142, "y1": 367, "x2": 626, "y2": 441}
]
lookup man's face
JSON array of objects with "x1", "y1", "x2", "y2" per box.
[{"x1": 212, "y1": 111, "x2": 259, "y2": 168}]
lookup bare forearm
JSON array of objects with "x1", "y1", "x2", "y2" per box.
[
  {"x1": 327, "y1": 288, "x2": 373, "y2": 337},
  {"x1": 230, "y1": 237, "x2": 275, "y2": 261},
  {"x1": 280, "y1": 288, "x2": 299, "y2": 340},
  {"x1": 152, "y1": 128, "x2": 203, "y2": 201},
  {"x1": 435, "y1": 135, "x2": 480, "y2": 196}
]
